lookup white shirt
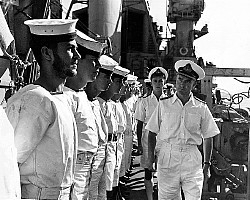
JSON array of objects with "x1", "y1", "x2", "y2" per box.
[
  {"x1": 0, "y1": 106, "x2": 21, "y2": 199},
  {"x1": 65, "y1": 88, "x2": 98, "y2": 153},
  {"x1": 6, "y1": 84, "x2": 77, "y2": 189},
  {"x1": 91, "y1": 99, "x2": 108, "y2": 145},
  {"x1": 111, "y1": 100, "x2": 127, "y2": 134},
  {"x1": 145, "y1": 93, "x2": 220, "y2": 147},
  {"x1": 97, "y1": 97, "x2": 118, "y2": 135},
  {"x1": 135, "y1": 92, "x2": 166, "y2": 124}
]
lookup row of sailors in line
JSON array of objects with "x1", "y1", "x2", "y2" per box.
[{"x1": 1, "y1": 18, "x2": 150, "y2": 200}]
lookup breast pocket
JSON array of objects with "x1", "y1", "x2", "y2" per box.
[
  {"x1": 162, "y1": 112, "x2": 179, "y2": 132},
  {"x1": 185, "y1": 113, "x2": 201, "y2": 132}
]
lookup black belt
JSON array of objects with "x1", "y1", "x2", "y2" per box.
[{"x1": 108, "y1": 134, "x2": 118, "y2": 142}]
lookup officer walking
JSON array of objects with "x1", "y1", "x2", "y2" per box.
[{"x1": 146, "y1": 60, "x2": 220, "y2": 200}]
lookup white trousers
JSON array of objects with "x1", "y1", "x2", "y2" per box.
[{"x1": 157, "y1": 143, "x2": 203, "y2": 200}]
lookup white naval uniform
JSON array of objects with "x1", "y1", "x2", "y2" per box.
[
  {"x1": 6, "y1": 84, "x2": 77, "y2": 200},
  {"x1": 134, "y1": 92, "x2": 166, "y2": 168},
  {"x1": 122, "y1": 97, "x2": 136, "y2": 172},
  {"x1": 145, "y1": 93, "x2": 220, "y2": 200},
  {"x1": 0, "y1": 106, "x2": 21, "y2": 199},
  {"x1": 88, "y1": 99, "x2": 108, "y2": 200},
  {"x1": 111, "y1": 100, "x2": 127, "y2": 186},
  {"x1": 97, "y1": 97, "x2": 118, "y2": 191},
  {"x1": 65, "y1": 88, "x2": 99, "y2": 200}
]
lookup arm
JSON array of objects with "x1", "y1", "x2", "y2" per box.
[
  {"x1": 148, "y1": 131, "x2": 156, "y2": 171},
  {"x1": 136, "y1": 120, "x2": 144, "y2": 154},
  {"x1": 203, "y1": 137, "x2": 213, "y2": 191},
  {"x1": 203, "y1": 137, "x2": 213, "y2": 165}
]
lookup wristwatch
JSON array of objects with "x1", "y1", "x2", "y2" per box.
[{"x1": 203, "y1": 161, "x2": 211, "y2": 165}]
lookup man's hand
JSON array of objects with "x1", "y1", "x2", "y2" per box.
[
  {"x1": 147, "y1": 159, "x2": 156, "y2": 172},
  {"x1": 137, "y1": 144, "x2": 143, "y2": 155},
  {"x1": 203, "y1": 164, "x2": 210, "y2": 192}
]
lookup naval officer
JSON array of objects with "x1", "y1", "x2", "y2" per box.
[{"x1": 146, "y1": 60, "x2": 220, "y2": 200}]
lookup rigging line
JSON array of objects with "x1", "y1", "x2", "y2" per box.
[{"x1": 234, "y1": 78, "x2": 250, "y2": 84}]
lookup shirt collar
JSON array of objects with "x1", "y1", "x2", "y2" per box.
[
  {"x1": 150, "y1": 92, "x2": 166, "y2": 99},
  {"x1": 172, "y1": 92, "x2": 195, "y2": 105}
]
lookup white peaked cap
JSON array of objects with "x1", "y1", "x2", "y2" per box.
[
  {"x1": 148, "y1": 67, "x2": 168, "y2": 80},
  {"x1": 144, "y1": 78, "x2": 151, "y2": 83},
  {"x1": 76, "y1": 29, "x2": 107, "y2": 53},
  {"x1": 126, "y1": 74, "x2": 138, "y2": 84},
  {"x1": 24, "y1": 19, "x2": 78, "y2": 35},
  {"x1": 175, "y1": 60, "x2": 205, "y2": 80},
  {"x1": 99, "y1": 55, "x2": 118, "y2": 71},
  {"x1": 113, "y1": 66, "x2": 130, "y2": 77}
]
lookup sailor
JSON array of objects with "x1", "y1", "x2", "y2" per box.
[
  {"x1": 134, "y1": 66, "x2": 168, "y2": 200},
  {"x1": 64, "y1": 29, "x2": 106, "y2": 199},
  {"x1": 6, "y1": 19, "x2": 80, "y2": 199},
  {"x1": 97, "y1": 65, "x2": 130, "y2": 200},
  {"x1": 85, "y1": 55, "x2": 117, "y2": 200},
  {"x1": 146, "y1": 60, "x2": 220, "y2": 199},
  {"x1": 0, "y1": 106, "x2": 21, "y2": 199},
  {"x1": 121, "y1": 74, "x2": 138, "y2": 176}
]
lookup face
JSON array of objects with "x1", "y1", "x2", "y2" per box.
[
  {"x1": 176, "y1": 74, "x2": 196, "y2": 97},
  {"x1": 52, "y1": 40, "x2": 80, "y2": 79},
  {"x1": 151, "y1": 75, "x2": 165, "y2": 93},
  {"x1": 75, "y1": 54, "x2": 100, "y2": 84},
  {"x1": 95, "y1": 71, "x2": 112, "y2": 92},
  {"x1": 110, "y1": 76, "x2": 124, "y2": 94}
]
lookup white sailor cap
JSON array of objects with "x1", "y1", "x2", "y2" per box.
[
  {"x1": 164, "y1": 83, "x2": 174, "y2": 89},
  {"x1": 24, "y1": 19, "x2": 78, "y2": 43},
  {"x1": 148, "y1": 67, "x2": 168, "y2": 80},
  {"x1": 76, "y1": 29, "x2": 107, "y2": 53},
  {"x1": 175, "y1": 60, "x2": 205, "y2": 80},
  {"x1": 126, "y1": 74, "x2": 138, "y2": 84},
  {"x1": 99, "y1": 55, "x2": 118, "y2": 71},
  {"x1": 113, "y1": 66, "x2": 130, "y2": 77}
]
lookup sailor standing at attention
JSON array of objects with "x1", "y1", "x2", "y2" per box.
[
  {"x1": 97, "y1": 65, "x2": 129, "y2": 200},
  {"x1": 6, "y1": 19, "x2": 80, "y2": 200},
  {"x1": 146, "y1": 60, "x2": 220, "y2": 200},
  {"x1": 135, "y1": 67, "x2": 168, "y2": 200},
  {"x1": 64, "y1": 29, "x2": 106, "y2": 200},
  {"x1": 85, "y1": 55, "x2": 117, "y2": 200}
]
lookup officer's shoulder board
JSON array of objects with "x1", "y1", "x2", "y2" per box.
[
  {"x1": 194, "y1": 96, "x2": 207, "y2": 104},
  {"x1": 50, "y1": 91, "x2": 63, "y2": 95},
  {"x1": 160, "y1": 94, "x2": 174, "y2": 101},
  {"x1": 143, "y1": 94, "x2": 151, "y2": 98}
]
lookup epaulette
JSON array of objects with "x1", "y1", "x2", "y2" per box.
[
  {"x1": 194, "y1": 96, "x2": 206, "y2": 104},
  {"x1": 74, "y1": 89, "x2": 84, "y2": 92},
  {"x1": 50, "y1": 91, "x2": 63, "y2": 95},
  {"x1": 160, "y1": 94, "x2": 174, "y2": 100}
]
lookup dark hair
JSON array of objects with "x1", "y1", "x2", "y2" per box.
[
  {"x1": 77, "y1": 45, "x2": 100, "y2": 59},
  {"x1": 30, "y1": 34, "x2": 58, "y2": 65},
  {"x1": 111, "y1": 73, "x2": 124, "y2": 81}
]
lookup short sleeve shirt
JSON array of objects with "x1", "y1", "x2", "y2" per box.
[
  {"x1": 134, "y1": 93, "x2": 166, "y2": 124},
  {"x1": 145, "y1": 93, "x2": 220, "y2": 146}
]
